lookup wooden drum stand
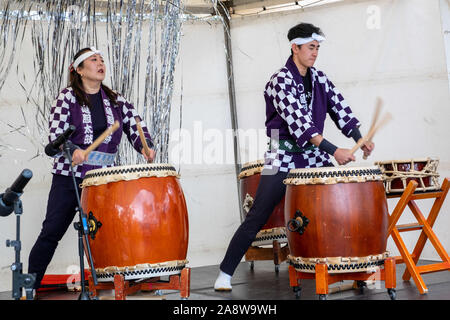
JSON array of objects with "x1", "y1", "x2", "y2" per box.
[
  {"x1": 87, "y1": 267, "x2": 190, "y2": 300},
  {"x1": 288, "y1": 259, "x2": 396, "y2": 300},
  {"x1": 245, "y1": 240, "x2": 289, "y2": 273}
]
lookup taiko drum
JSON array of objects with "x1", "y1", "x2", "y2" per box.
[
  {"x1": 239, "y1": 160, "x2": 287, "y2": 246},
  {"x1": 375, "y1": 158, "x2": 440, "y2": 194},
  {"x1": 284, "y1": 166, "x2": 389, "y2": 273},
  {"x1": 80, "y1": 164, "x2": 189, "y2": 281}
]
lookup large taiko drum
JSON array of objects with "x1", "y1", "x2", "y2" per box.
[
  {"x1": 375, "y1": 157, "x2": 440, "y2": 194},
  {"x1": 239, "y1": 160, "x2": 287, "y2": 246},
  {"x1": 283, "y1": 166, "x2": 389, "y2": 274},
  {"x1": 80, "y1": 163, "x2": 189, "y2": 282}
]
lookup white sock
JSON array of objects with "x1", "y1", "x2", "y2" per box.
[{"x1": 214, "y1": 270, "x2": 232, "y2": 291}]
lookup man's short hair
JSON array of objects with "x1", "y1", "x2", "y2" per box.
[{"x1": 287, "y1": 23, "x2": 324, "y2": 43}]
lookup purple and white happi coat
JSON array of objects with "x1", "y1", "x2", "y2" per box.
[
  {"x1": 48, "y1": 87, "x2": 152, "y2": 178},
  {"x1": 263, "y1": 56, "x2": 361, "y2": 172}
]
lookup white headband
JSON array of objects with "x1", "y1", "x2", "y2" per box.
[
  {"x1": 289, "y1": 33, "x2": 325, "y2": 46},
  {"x1": 72, "y1": 47, "x2": 102, "y2": 70}
]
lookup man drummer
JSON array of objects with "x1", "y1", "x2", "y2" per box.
[{"x1": 214, "y1": 22, "x2": 375, "y2": 291}]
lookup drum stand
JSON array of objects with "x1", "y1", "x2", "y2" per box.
[
  {"x1": 387, "y1": 178, "x2": 450, "y2": 294},
  {"x1": 288, "y1": 257, "x2": 397, "y2": 300},
  {"x1": 87, "y1": 267, "x2": 191, "y2": 300},
  {"x1": 245, "y1": 240, "x2": 289, "y2": 273}
]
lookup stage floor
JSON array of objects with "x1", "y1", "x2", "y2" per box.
[{"x1": 1, "y1": 259, "x2": 449, "y2": 301}]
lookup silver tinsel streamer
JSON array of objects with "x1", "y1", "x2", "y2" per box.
[
  {"x1": 0, "y1": 0, "x2": 28, "y2": 93},
  {"x1": 106, "y1": 0, "x2": 184, "y2": 165},
  {"x1": 151, "y1": 0, "x2": 183, "y2": 164}
]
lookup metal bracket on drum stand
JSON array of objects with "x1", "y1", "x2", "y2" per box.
[{"x1": 287, "y1": 210, "x2": 309, "y2": 235}]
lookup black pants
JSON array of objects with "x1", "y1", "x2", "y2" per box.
[
  {"x1": 220, "y1": 170, "x2": 288, "y2": 276},
  {"x1": 28, "y1": 174, "x2": 82, "y2": 289}
]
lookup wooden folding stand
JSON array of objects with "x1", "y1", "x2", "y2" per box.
[
  {"x1": 387, "y1": 177, "x2": 450, "y2": 294},
  {"x1": 245, "y1": 240, "x2": 290, "y2": 273},
  {"x1": 87, "y1": 267, "x2": 190, "y2": 300}
]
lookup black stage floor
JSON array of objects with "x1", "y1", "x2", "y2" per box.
[{"x1": 1, "y1": 259, "x2": 449, "y2": 301}]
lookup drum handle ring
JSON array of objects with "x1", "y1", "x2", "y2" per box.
[
  {"x1": 287, "y1": 210, "x2": 309, "y2": 235},
  {"x1": 88, "y1": 211, "x2": 102, "y2": 240}
]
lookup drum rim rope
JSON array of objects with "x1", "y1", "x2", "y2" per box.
[
  {"x1": 284, "y1": 166, "x2": 384, "y2": 185},
  {"x1": 288, "y1": 252, "x2": 389, "y2": 274},
  {"x1": 95, "y1": 259, "x2": 189, "y2": 282},
  {"x1": 81, "y1": 163, "x2": 180, "y2": 187},
  {"x1": 238, "y1": 159, "x2": 265, "y2": 179},
  {"x1": 251, "y1": 227, "x2": 288, "y2": 247}
]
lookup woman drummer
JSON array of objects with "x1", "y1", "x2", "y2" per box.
[{"x1": 28, "y1": 47, "x2": 156, "y2": 292}]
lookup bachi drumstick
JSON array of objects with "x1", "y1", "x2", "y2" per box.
[
  {"x1": 135, "y1": 118, "x2": 152, "y2": 162},
  {"x1": 362, "y1": 97, "x2": 383, "y2": 160},
  {"x1": 72, "y1": 121, "x2": 119, "y2": 166},
  {"x1": 350, "y1": 112, "x2": 392, "y2": 155}
]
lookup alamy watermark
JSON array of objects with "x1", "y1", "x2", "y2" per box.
[
  {"x1": 169, "y1": 121, "x2": 280, "y2": 166},
  {"x1": 366, "y1": 5, "x2": 381, "y2": 30}
]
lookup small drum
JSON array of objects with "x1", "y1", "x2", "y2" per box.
[
  {"x1": 375, "y1": 158, "x2": 440, "y2": 194},
  {"x1": 238, "y1": 160, "x2": 286, "y2": 246},
  {"x1": 284, "y1": 166, "x2": 389, "y2": 273},
  {"x1": 80, "y1": 164, "x2": 189, "y2": 282}
]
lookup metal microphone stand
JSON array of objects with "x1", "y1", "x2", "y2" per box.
[
  {"x1": 6, "y1": 197, "x2": 36, "y2": 300},
  {"x1": 63, "y1": 142, "x2": 98, "y2": 300}
]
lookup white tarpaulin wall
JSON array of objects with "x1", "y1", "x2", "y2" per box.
[{"x1": 0, "y1": 0, "x2": 449, "y2": 292}]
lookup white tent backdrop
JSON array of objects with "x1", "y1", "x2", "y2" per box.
[{"x1": 0, "y1": 0, "x2": 449, "y2": 292}]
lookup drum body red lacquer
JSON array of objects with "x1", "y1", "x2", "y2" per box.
[
  {"x1": 80, "y1": 164, "x2": 188, "y2": 281},
  {"x1": 284, "y1": 167, "x2": 389, "y2": 273},
  {"x1": 239, "y1": 160, "x2": 287, "y2": 246}
]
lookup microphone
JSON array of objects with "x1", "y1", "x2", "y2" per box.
[
  {"x1": 44, "y1": 125, "x2": 76, "y2": 157},
  {"x1": 0, "y1": 169, "x2": 33, "y2": 217}
]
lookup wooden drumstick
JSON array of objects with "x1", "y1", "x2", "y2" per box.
[
  {"x1": 363, "y1": 98, "x2": 383, "y2": 160},
  {"x1": 135, "y1": 118, "x2": 152, "y2": 162},
  {"x1": 72, "y1": 121, "x2": 120, "y2": 166},
  {"x1": 350, "y1": 112, "x2": 392, "y2": 155},
  {"x1": 368, "y1": 98, "x2": 383, "y2": 137}
]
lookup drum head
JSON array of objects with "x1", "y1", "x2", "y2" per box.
[{"x1": 375, "y1": 157, "x2": 439, "y2": 166}]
